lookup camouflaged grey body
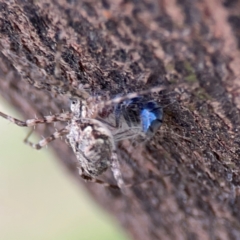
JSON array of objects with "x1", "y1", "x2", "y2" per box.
[
  {"x1": 67, "y1": 117, "x2": 114, "y2": 177},
  {"x1": 67, "y1": 97, "x2": 123, "y2": 188}
]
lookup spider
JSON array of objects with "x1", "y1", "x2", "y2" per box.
[{"x1": 0, "y1": 86, "x2": 165, "y2": 191}]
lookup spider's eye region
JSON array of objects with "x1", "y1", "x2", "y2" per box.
[{"x1": 70, "y1": 98, "x2": 78, "y2": 105}]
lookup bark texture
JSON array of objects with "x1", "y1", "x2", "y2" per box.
[{"x1": 1, "y1": 0, "x2": 240, "y2": 239}]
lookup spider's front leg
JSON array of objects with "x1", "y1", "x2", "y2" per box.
[
  {"x1": 0, "y1": 111, "x2": 72, "y2": 127},
  {"x1": 24, "y1": 127, "x2": 69, "y2": 150}
]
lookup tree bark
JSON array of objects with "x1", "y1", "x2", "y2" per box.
[{"x1": 1, "y1": 0, "x2": 240, "y2": 239}]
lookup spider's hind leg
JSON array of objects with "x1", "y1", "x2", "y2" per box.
[{"x1": 77, "y1": 167, "x2": 120, "y2": 190}]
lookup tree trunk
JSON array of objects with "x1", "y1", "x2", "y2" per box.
[{"x1": 1, "y1": 0, "x2": 240, "y2": 239}]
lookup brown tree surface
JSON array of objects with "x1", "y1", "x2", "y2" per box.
[{"x1": 1, "y1": 1, "x2": 240, "y2": 239}]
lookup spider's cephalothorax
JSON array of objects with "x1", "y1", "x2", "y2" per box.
[
  {"x1": 68, "y1": 119, "x2": 113, "y2": 176},
  {"x1": 67, "y1": 98, "x2": 124, "y2": 189}
]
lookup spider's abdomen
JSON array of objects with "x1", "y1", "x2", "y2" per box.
[{"x1": 67, "y1": 119, "x2": 114, "y2": 177}]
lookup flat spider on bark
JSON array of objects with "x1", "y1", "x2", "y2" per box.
[{"x1": 0, "y1": 86, "x2": 165, "y2": 191}]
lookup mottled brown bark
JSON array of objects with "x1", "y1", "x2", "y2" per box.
[{"x1": 1, "y1": 0, "x2": 240, "y2": 239}]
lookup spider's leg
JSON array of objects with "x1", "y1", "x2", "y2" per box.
[
  {"x1": 114, "y1": 102, "x2": 124, "y2": 128},
  {"x1": 24, "y1": 127, "x2": 69, "y2": 150},
  {"x1": 77, "y1": 167, "x2": 120, "y2": 190},
  {"x1": 95, "y1": 117, "x2": 117, "y2": 129},
  {"x1": 111, "y1": 150, "x2": 125, "y2": 190},
  {"x1": 0, "y1": 111, "x2": 72, "y2": 127},
  {"x1": 102, "y1": 86, "x2": 165, "y2": 107},
  {"x1": 113, "y1": 126, "x2": 143, "y2": 142}
]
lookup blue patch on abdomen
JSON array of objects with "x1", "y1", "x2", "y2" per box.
[
  {"x1": 114, "y1": 97, "x2": 163, "y2": 137},
  {"x1": 140, "y1": 101, "x2": 163, "y2": 135}
]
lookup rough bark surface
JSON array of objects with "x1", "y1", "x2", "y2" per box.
[{"x1": 1, "y1": 0, "x2": 240, "y2": 239}]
